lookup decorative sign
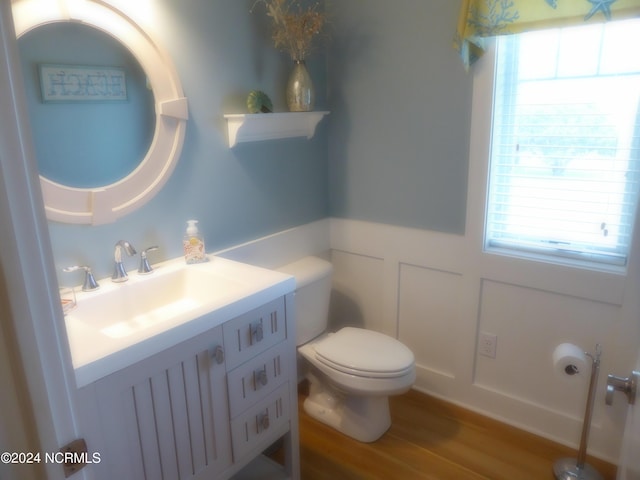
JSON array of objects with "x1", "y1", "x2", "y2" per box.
[{"x1": 39, "y1": 64, "x2": 127, "y2": 102}]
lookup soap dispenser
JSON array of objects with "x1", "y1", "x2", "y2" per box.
[{"x1": 183, "y1": 219, "x2": 207, "y2": 264}]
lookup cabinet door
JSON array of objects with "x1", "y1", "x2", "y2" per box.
[{"x1": 93, "y1": 325, "x2": 231, "y2": 480}]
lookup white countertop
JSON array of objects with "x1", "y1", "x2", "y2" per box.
[{"x1": 65, "y1": 255, "x2": 295, "y2": 387}]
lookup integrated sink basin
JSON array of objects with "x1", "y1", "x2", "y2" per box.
[
  {"x1": 75, "y1": 265, "x2": 246, "y2": 339},
  {"x1": 64, "y1": 256, "x2": 295, "y2": 387}
]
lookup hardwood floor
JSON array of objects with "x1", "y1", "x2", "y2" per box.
[{"x1": 288, "y1": 387, "x2": 617, "y2": 480}]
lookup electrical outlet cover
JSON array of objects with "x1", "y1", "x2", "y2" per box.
[{"x1": 479, "y1": 332, "x2": 497, "y2": 358}]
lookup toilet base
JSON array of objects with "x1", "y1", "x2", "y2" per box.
[{"x1": 303, "y1": 374, "x2": 391, "y2": 443}]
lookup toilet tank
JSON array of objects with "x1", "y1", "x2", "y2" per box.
[{"x1": 278, "y1": 256, "x2": 333, "y2": 346}]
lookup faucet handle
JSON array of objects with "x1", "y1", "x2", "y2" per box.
[
  {"x1": 63, "y1": 265, "x2": 100, "y2": 291},
  {"x1": 138, "y1": 246, "x2": 159, "y2": 274}
]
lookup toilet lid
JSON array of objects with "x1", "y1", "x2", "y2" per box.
[{"x1": 314, "y1": 327, "x2": 414, "y2": 378}]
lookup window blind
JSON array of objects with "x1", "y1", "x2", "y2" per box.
[{"x1": 486, "y1": 20, "x2": 640, "y2": 267}]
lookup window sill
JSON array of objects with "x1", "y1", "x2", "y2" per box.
[{"x1": 483, "y1": 246, "x2": 627, "y2": 306}]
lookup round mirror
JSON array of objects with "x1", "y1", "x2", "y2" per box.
[
  {"x1": 12, "y1": 0, "x2": 188, "y2": 225},
  {"x1": 18, "y1": 22, "x2": 156, "y2": 188}
]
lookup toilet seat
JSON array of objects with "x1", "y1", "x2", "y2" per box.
[{"x1": 313, "y1": 327, "x2": 415, "y2": 379}]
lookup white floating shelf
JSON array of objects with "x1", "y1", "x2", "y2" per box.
[{"x1": 224, "y1": 111, "x2": 329, "y2": 148}]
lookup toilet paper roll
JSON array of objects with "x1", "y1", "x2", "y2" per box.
[{"x1": 553, "y1": 343, "x2": 588, "y2": 379}]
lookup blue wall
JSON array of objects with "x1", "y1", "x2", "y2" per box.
[
  {"x1": 33, "y1": 0, "x2": 329, "y2": 281},
  {"x1": 27, "y1": 0, "x2": 472, "y2": 285},
  {"x1": 326, "y1": 0, "x2": 472, "y2": 234}
]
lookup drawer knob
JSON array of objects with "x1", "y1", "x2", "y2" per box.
[
  {"x1": 255, "y1": 368, "x2": 268, "y2": 388},
  {"x1": 258, "y1": 412, "x2": 270, "y2": 432},
  {"x1": 213, "y1": 345, "x2": 225, "y2": 364},
  {"x1": 250, "y1": 323, "x2": 264, "y2": 344}
]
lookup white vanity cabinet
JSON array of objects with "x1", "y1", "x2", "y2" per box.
[{"x1": 77, "y1": 294, "x2": 299, "y2": 480}]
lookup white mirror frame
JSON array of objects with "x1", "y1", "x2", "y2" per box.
[{"x1": 12, "y1": 0, "x2": 188, "y2": 225}]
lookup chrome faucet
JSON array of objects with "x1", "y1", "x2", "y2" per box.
[{"x1": 112, "y1": 240, "x2": 137, "y2": 282}]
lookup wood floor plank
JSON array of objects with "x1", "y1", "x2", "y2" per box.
[
  {"x1": 388, "y1": 392, "x2": 549, "y2": 479},
  {"x1": 281, "y1": 387, "x2": 618, "y2": 480}
]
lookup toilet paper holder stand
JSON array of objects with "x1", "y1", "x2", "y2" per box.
[{"x1": 553, "y1": 344, "x2": 603, "y2": 480}]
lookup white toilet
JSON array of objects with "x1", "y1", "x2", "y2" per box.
[{"x1": 278, "y1": 256, "x2": 416, "y2": 443}]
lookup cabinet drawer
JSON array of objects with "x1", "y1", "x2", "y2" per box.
[
  {"x1": 227, "y1": 341, "x2": 290, "y2": 419},
  {"x1": 230, "y1": 382, "x2": 290, "y2": 462},
  {"x1": 223, "y1": 298, "x2": 286, "y2": 370}
]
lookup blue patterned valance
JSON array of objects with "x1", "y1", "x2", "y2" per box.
[{"x1": 455, "y1": 0, "x2": 640, "y2": 69}]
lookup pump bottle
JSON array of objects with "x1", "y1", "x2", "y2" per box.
[{"x1": 183, "y1": 219, "x2": 207, "y2": 264}]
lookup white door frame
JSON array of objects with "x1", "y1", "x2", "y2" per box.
[
  {"x1": 0, "y1": 2, "x2": 80, "y2": 479},
  {"x1": 617, "y1": 348, "x2": 640, "y2": 479}
]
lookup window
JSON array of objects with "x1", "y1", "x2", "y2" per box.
[{"x1": 486, "y1": 19, "x2": 640, "y2": 268}]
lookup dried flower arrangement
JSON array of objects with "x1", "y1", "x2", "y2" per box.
[{"x1": 252, "y1": 0, "x2": 326, "y2": 61}]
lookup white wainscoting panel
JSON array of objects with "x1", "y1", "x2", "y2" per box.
[
  {"x1": 327, "y1": 217, "x2": 638, "y2": 463},
  {"x1": 474, "y1": 279, "x2": 617, "y2": 420},
  {"x1": 329, "y1": 250, "x2": 388, "y2": 335},
  {"x1": 398, "y1": 263, "x2": 462, "y2": 379},
  {"x1": 216, "y1": 218, "x2": 330, "y2": 269}
]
